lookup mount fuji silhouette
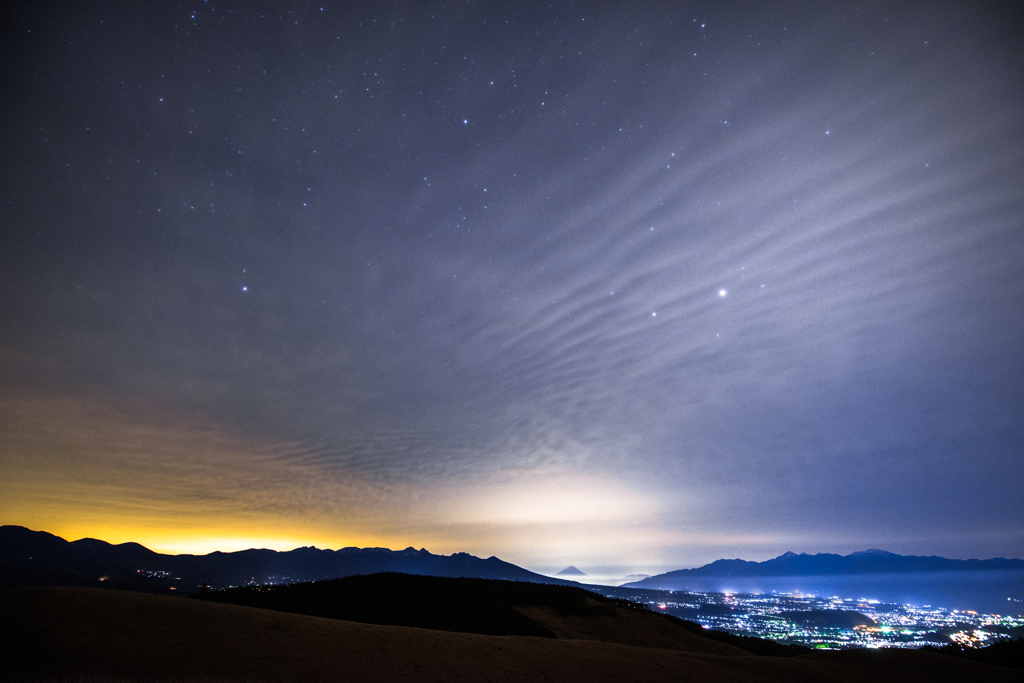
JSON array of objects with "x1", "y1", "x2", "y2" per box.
[{"x1": 554, "y1": 565, "x2": 588, "y2": 577}]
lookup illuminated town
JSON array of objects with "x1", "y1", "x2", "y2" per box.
[{"x1": 605, "y1": 587, "x2": 1024, "y2": 650}]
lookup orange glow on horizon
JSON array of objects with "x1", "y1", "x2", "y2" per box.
[
  {"x1": 0, "y1": 391, "x2": 441, "y2": 557},
  {"x1": 26, "y1": 522, "x2": 400, "y2": 556}
]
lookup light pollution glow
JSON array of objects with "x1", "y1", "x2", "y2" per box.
[{"x1": 0, "y1": 386, "x2": 693, "y2": 564}]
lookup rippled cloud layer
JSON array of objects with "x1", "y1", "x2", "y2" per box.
[{"x1": 2, "y1": 2, "x2": 1021, "y2": 567}]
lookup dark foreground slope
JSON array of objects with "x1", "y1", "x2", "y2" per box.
[{"x1": 2, "y1": 587, "x2": 1018, "y2": 682}]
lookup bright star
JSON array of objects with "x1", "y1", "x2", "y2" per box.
[{"x1": 719, "y1": 289, "x2": 727, "y2": 297}]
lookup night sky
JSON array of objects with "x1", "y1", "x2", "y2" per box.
[{"x1": 2, "y1": 1, "x2": 1022, "y2": 575}]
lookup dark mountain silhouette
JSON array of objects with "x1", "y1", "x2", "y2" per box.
[
  {"x1": 200, "y1": 573, "x2": 633, "y2": 639},
  {"x1": 625, "y1": 549, "x2": 1024, "y2": 588},
  {"x1": 555, "y1": 565, "x2": 588, "y2": 576},
  {"x1": 0, "y1": 525, "x2": 578, "y2": 593}
]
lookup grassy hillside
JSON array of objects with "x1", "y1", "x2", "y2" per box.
[
  {"x1": 194, "y1": 572, "x2": 746, "y2": 653},
  {"x1": 2, "y1": 586, "x2": 1018, "y2": 682}
]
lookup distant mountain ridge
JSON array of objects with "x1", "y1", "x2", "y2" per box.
[
  {"x1": 624, "y1": 549, "x2": 1024, "y2": 589},
  {"x1": 0, "y1": 525, "x2": 578, "y2": 593}
]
